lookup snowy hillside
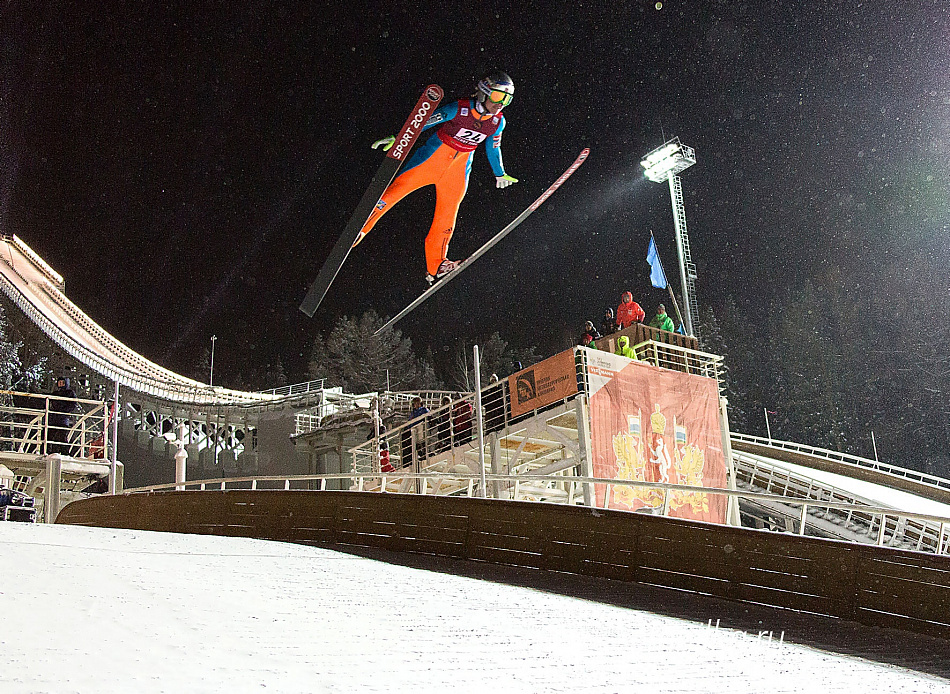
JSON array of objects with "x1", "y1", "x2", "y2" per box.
[{"x1": 1, "y1": 522, "x2": 948, "y2": 693}]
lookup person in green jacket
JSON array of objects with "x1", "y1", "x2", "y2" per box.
[
  {"x1": 649, "y1": 304, "x2": 675, "y2": 332},
  {"x1": 615, "y1": 335, "x2": 637, "y2": 360}
]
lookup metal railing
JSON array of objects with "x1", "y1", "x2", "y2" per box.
[
  {"x1": 294, "y1": 389, "x2": 477, "y2": 437},
  {"x1": 344, "y1": 343, "x2": 722, "y2": 477},
  {"x1": 594, "y1": 322, "x2": 698, "y2": 353},
  {"x1": 259, "y1": 379, "x2": 326, "y2": 397},
  {"x1": 116, "y1": 347, "x2": 950, "y2": 558},
  {"x1": 350, "y1": 392, "x2": 486, "y2": 476},
  {"x1": 733, "y1": 451, "x2": 949, "y2": 553},
  {"x1": 633, "y1": 341, "x2": 724, "y2": 384},
  {"x1": 732, "y1": 432, "x2": 950, "y2": 494},
  {"x1": 124, "y1": 471, "x2": 950, "y2": 556},
  {"x1": 0, "y1": 390, "x2": 110, "y2": 459},
  {"x1": 294, "y1": 413, "x2": 322, "y2": 436},
  {"x1": 293, "y1": 389, "x2": 373, "y2": 434},
  {"x1": 299, "y1": 342, "x2": 722, "y2": 442},
  {"x1": 736, "y1": 453, "x2": 864, "y2": 505}
]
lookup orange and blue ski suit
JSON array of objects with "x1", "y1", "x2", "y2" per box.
[{"x1": 356, "y1": 99, "x2": 509, "y2": 276}]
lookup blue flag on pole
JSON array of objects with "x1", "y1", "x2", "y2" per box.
[{"x1": 646, "y1": 236, "x2": 668, "y2": 289}]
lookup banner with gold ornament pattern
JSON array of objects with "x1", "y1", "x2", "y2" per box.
[{"x1": 582, "y1": 347, "x2": 727, "y2": 524}]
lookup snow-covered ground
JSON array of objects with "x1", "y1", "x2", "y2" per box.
[{"x1": 1, "y1": 522, "x2": 948, "y2": 694}]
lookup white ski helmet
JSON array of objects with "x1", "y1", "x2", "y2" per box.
[{"x1": 476, "y1": 71, "x2": 514, "y2": 109}]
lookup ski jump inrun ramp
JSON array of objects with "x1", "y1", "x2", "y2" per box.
[{"x1": 0, "y1": 235, "x2": 279, "y2": 406}]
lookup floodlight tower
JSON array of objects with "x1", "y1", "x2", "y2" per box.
[{"x1": 640, "y1": 137, "x2": 699, "y2": 337}]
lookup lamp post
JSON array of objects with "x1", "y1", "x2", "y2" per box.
[
  {"x1": 209, "y1": 335, "x2": 217, "y2": 387},
  {"x1": 208, "y1": 335, "x2": 219, "y2": 471},
  {"x1": 640, "y1": 137, "x2": 699, "y2": 337}
]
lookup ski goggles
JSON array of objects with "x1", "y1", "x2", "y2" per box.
[{"x1": 486, "y1": 89, "x2": 513, "y2": 106}]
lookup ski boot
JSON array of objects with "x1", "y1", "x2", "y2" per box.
[{"x1": 426, "y1": 259, "x2": 459, "y2": 285}]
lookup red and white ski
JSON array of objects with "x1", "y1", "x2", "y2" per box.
[
  {"x1": 299, "y1": 84, "x2": 444, "y2": 317},
  {"x1": 375, "y1": 147, "x2": 590, "y2": 334}
]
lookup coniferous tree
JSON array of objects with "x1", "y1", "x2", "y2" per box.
[
  {"x1": 882, "y1": 302, "x2": 950, "y2": 475},
  {"x1": 0, "y1": 303, "x2": 48, "y2": 390},
  {"x1": 262, "y1": 357, "x2": 289, "y2": 390},
  {"x1": 195, "y1": 347, "x2": 212, "y2": 384},
  {"x1": 697, "y1": 304, "x2": 751, "y2": 432},
  {"x1": 766, "y1": 281, "x2": 858, "y2": 450},
  {"x1": 0, "y1": 297, "x2": 50, "y2": 389},
  {"x1": 307, "y1": 310, "x2": 440, "y2": 393},
  {"x1": 450, "y1": 332, "x2": 542, "y2": 390}
]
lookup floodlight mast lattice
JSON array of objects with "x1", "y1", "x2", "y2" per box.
[{"x1": 640, "y1": 137, "x2": 699, "y2": 337}]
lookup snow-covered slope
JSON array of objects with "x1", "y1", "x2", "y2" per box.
[{"x1": 1, "y1": 523, "x2": 947, "y2": 693}]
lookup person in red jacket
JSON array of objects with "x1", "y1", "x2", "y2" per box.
[
  {"x1": 451, "y1": 397, "x2": 473, "y2": 444},
  {"x1": 616, "y1": 291, "x2": 645, "y2": 329}
]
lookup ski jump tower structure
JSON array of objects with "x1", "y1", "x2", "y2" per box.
[
  {"x1": 0, "y1": 232, "x2": 734, "y2": 518},
  {"x1": 0, "y1": 234, "x2": 331, "y2": 489},
  {"x1": 7, "y1": 232, "x2": 950, "y2": 642}
]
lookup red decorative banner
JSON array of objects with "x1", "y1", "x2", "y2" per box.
[{"x1": 585, "y1": 350, "x2": 727, "y2": 524}]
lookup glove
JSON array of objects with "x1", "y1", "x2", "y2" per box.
[
  {"x1": 372, "y1": 136, "x2": 396, "y2": 152},
  {"x1": 496, "y1": 174, "x2": 519, "y2": 189}
]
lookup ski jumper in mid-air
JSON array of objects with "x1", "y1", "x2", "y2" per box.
[{"x1": 353, "y1": 71, "x2": 519, "y2": 282}]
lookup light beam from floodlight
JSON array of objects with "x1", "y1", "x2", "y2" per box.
[{"x1": 640, "y1": 137, "x2": 699, "y2": 337}]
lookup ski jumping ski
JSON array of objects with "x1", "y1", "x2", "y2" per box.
[
  {"x1": 375, "y1": 147, "x2": 590, "y2": 334},
  {"x1": 299, "y1": 84, "x2": 444, "y2": 317}
]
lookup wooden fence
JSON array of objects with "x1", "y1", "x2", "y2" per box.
[
  {"x1": 595, "y1": 323, "x2": 697, "y2": 353},
  {"x1": 57, "y1": 490, "x2": 950, "y2": 640}
]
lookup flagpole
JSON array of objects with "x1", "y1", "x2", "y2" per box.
[
  {"x1": 649, "y1": 231, "x2": 686, "y2": 329},
  {"x1": 666, "y1": 287, "x2": 685, "y2": 331}
]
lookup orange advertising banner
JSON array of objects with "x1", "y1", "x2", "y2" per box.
[
  {"x1": 508, "y1": 349, "x2": 578, "y2": 417},
  {"x1": 585, "y1": 349, "x2": 727, "y2": 524}
]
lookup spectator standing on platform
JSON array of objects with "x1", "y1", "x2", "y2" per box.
[
  {"x1": 452, "y1": 396, "x2": 474, "y2": 445},
  {"x1": 600, "y1": 307, "x2": 616, "y2": 337},
  {"x1": 614, "y1": 335, "x2": 637, "y2": 360},
  {"x1": 401, "y1": 396, "x2": 430, "y2": 468},
  {"x1": 409, "y1": 397, "x2": 430, "y2": 421},
  {"x1": 367, "y1": 421, "x2": 394, "y2": 473},
  {"x1": 649, "y1": 304, "x2": 675, "y2": 332},
  {"x1": 435, "y1": 394, "x2": 453, "y2": 453},
  {"x1": 616, "y1": 292, "x2": 645, "y2": 330},
  {"x1": 48, "y1": 377, "x2": 79, "y2": 455},
  {"x1": 580, "y1": 321, "x2": 600, "y2": 349}
]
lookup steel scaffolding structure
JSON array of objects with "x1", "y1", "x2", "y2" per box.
[{"x1": 641, "y1": 137, "x2": 699, "y2": 337}]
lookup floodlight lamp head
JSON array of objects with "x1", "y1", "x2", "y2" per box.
[{"x1": 640, "y1": 137, "x2": 696, "y2": 183}]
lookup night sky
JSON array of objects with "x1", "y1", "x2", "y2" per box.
[{"x1": 2, "y1": 2, "x2": 948, "y2": 386}]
